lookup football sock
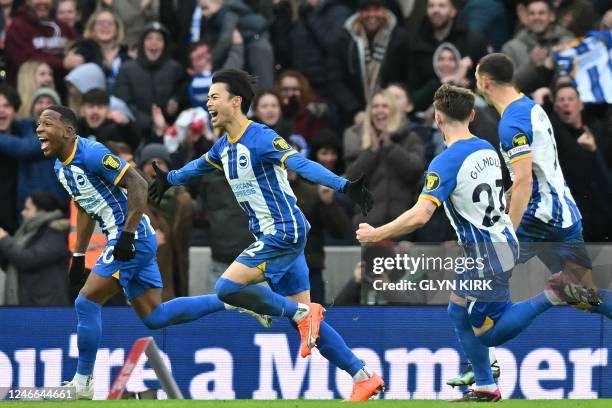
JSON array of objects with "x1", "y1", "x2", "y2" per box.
[
  {"x1": 489, "y1": 347, "x2": 497, "y2": 364},
  {"x1": 592, "y1": 289, "x2": 612, "y2": 319},
  {"x1": 353, "y1": 366, "x2": 373, "y2": 382},
  {"x1": 142, "y1": 295, "x2": 226, "y2": 330},
  {"x1": 447, "y1": 302, "x2": 494, "y2": 387},
  {"x1": 295, "y1": 320, "x2": 364, "y2": 377},
  {"x1": 215, "y1": 277, "x2": 298, "y2": 317},
  {"x1": 75, "y1": 295, "x2": 102, "y2": 376},
  {"x1": 477, "y1": 292, "x2": 551, "y2": 346}
]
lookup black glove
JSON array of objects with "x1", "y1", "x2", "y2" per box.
[
  {"x1": 343, "y1": 174, "x2": 374, "y2": 216},
  {"x1": 69, "y1": 254, "x2": 86, "y2": 288},
  {"x1": 114, "y1": 231, "x2": 136, "y2": 261},
  {"x1": 148, "y1": 161, "x2": 170, "y2": 204}
]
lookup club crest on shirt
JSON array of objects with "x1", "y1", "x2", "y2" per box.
[
  {"x1": 512, "y1": 133, "x2": 528, "y2": 147},
  {"x1": 238, "y1": 154, "x2": 249, "y2": 169},
  {"x1": 425, "y1": 172, "x2": 440, "y2": 191},
  {"x1": 102, "y1": 154, "x2": 121, "y2": 170},
  {"x1": 272, "y1": 137, "x2": 291, "y2": 151}
]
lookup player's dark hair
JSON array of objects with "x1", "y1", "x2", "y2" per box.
[
  {"x1": 212, "y1": 69, "x2": 256, "y2": 114},
  {"x1": 29, "y1": 191, "x2": 62, "y2": 213},
  {"x1": 477, "y1": 53, "x2": 514, "y2": 85},
  {"x1": 82, "y1": 89, "x2": 110, "y2": 106},
  {"x1": 433, "y1": 83, "x2": 475, "y2": 122},
  {"x1": 524, "y1": 0, "x2": 554, "y2": 11},
  {"x1": 0, "y1": 84, "x2": 21, "y2": 111},
  {"x1": 46, "y1": 105, "x2": 79, "y2": 132},
  {"x1": 553, "y1": 82, "x2": 580, "y2": 100}
]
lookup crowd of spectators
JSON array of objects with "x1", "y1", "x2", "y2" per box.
[{"x1": 0, "y1": 0, "x2": 610, "y2": 306}]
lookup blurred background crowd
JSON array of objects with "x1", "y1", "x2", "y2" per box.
[{"x1": 0, "y1": 0, "x2": 610, "y2": 307}]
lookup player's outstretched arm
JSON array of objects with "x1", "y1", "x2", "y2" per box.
[
  {"x1": 284, "y1": 154, "x2": 373, "y2": 215},
  {"x1": 149, "y1": 153, "x2": 220, "y2": 203},
  {"x1": 356, "y1": 198, "x2": 436, "y2": 243},
  {"x1": 508, "y1": 156, "x2": 533, "y2": 230}
]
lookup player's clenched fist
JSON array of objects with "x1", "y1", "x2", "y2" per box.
[{"x1": 356, "y1": 223, "x2": 379, "y2": 244}]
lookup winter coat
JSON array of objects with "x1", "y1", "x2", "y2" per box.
[
  {"x1": 78, "y1": 118, "x2": 141, "y2": 151},
  {"x1": 114, "y1": 23, "x2": 186, "y2": 137},
  {"x1": 408, "y1": 18, "x2": 489, "y2": 111},
  {"x1": 344, "y1": 123, "x2": 425, "y2": 227},
  {"x1": 328, "y1": 11, "x2": 411, "y2": 123},
  {"x1": 4, "y1": 4, "x2": 79, "y2": 85},
  {"x1": 200, "y1": 0, "x2": 268, "y2": 68},
  {"x1": 0, "y1": 211, "x2": 70, "y2": 306},
  {"x1": 290, "y1": 0, "x2": 352, "y2": 94},
  {"x1": 501, "y1": 25, "x2": 574, "y2": 93},
  {"x1": 0, "y1": 119, "x2": 67, "y2": 219},
  {"x1": 551, "y1": 115, "x2": 612, "y2": 242}
]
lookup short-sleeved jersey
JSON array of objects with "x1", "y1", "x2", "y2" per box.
[
  {"x1": 420, "y1": 136, "x2": 517, "y2": 274},
  {"x1": 499, "y1": 95, "x2": 581, "y2": 229},
  {"x1": 54, "y1": 137, "x2": 154, "y2": 241},
  {"x1": 168, "y1": 121, "x2": 309, "y2": 243}
]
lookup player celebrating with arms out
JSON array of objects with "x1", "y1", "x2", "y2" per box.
[
  {"x1": 149, "y1": 69, "x2": 384, "y2": 401},
  {"x1": 357, "y1": 84, "x2": 597, "y2": 402},
  {"x1": 37, "y1": 106, "x2": 271, "y2": 399},
  {"x1": 445, "y1": 53, "x2": 612, "y2": 390}
]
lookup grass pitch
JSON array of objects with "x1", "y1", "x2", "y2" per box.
[{"x1": 1, "y1": 400, "x2": 609, "y2": 408}]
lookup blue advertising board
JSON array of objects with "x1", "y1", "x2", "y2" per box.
[{"x1": 0, "y1": 307, "x2": 609, "y2": 400}]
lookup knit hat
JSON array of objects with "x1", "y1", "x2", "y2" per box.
[
  {"x1": 32, "y1": 87, "x2": 61, "y2": 105},
  {"x1": 139, "y1": 143, "x2": 171, "y2": 167}
]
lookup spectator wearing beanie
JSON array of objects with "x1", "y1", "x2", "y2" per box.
[{"x1": 29, "y1": 87, "x2": 61, "y2": 120}]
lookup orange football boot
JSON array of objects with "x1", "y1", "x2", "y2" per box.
[
  {"x1": 296, "y1": 303, "x2": 325, "y2": 357},
  {"x1": 345, "y1": 373, "x2": 385, "y2": 402}
]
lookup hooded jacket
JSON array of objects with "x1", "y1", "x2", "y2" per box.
[
  {"x1": 0, "y1": 210, "x2": 70, "y2": 306},
  {"x1": 114, "y1": 22, "x2": 186, "y2": 136},
  {"x1": 327, "y1": 10, "x2": 411, "y2": 125},
  {"x1": 5, "y1": 4, "x2": 79, "y2": 85},
  {"x1": 408, "y1": 16, "x2": 488, "y2": 111}
]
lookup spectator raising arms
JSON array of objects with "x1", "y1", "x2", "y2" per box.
[
  {"x1": 344, "y1": 90, "x2": 425, "y2": 229},
  {"x1": 0, "y1": 192, "x2": 70, "y2": 306},
  {"x1": 5, "y1": 0, "x2": 79, "y2": 86}
]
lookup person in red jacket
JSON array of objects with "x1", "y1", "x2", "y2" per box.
[{"x1": 5, "y1": 0, "x2": 79, "y2": 87}]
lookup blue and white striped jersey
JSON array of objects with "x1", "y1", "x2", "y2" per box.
[
  {"x1": 499, "y1": 95, "x2": 581, "y2": 229},
  {"x1": 54, "y1": 137, "x2": 154, "y2": 241},
  {"x1": 168, "y1": 121, "x2": 348, "y2": 244},
  {"x1": 420, "y1": 136, "x2": 518, "y2": 274},
  {"x1": 554, "y1": 31, "x2": 612, "y2": 104}
]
